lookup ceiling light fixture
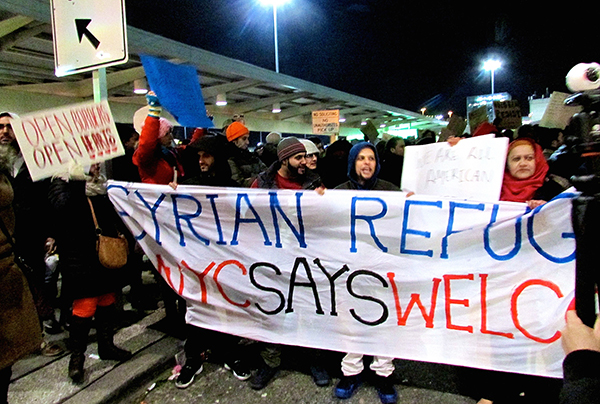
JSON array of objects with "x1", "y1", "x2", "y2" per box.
[
  {"x1": 133, "y1": 78, "x2": 148, "y2": 95},
  {"x1": 216, "y1": 93, "x2": 227, "y2": 106}
]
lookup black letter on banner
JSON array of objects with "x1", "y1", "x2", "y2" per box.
[
  {"x1": 172, "y1": 194, "x2": 210, "y2": 247},
  {"x1": 347, "y1": 270, "x2": 389, "y2": 326},
  {"x1": 249, "y1": 262, "x2": 285, "y2": 315},
  {"x1": 134, "y1": 191, "x2": 167, "y2": 245},
  {"x1": 285, "y1": 257, "x2": 324, "y2": 314},
  {"x1": 313, "y1": 258, "x2": 350, "y2": 316},
  {"x1": 269, "y1": 191, "x2": 307, "y2": 248},
  {"x1": 231, "y1": 193, "x2": 272, "y2": 246}
]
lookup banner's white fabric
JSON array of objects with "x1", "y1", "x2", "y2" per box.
[{"x1": 108, "y1": 181, "x2": 576, "y2": 378}]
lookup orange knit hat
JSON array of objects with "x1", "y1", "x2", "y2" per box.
[{"x1": 226, "y1": 121, "x2": 249, "y2": 142}]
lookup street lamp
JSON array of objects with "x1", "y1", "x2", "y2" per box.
[
  {"x1": 259, "y1": 0, "x2": 291, "y2": 73},
  {"x1": 483, "y1": 59, "x2": 501, "y2": 95}
]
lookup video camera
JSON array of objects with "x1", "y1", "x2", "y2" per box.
[{"x1": 565, "y1": 63, "x2": 600, "y2": 327}]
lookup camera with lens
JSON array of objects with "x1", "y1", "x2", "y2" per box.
[{"x1": 565, "y1": 63, "x2": 600, "y2": 327}]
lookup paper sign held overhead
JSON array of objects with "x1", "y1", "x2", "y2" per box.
[
  {"x1": 51, "y1": 0, "x2": 128, "y2": 76},
  {"x1": 11, "y1": 100, "x2": 125, "y2": 181}
]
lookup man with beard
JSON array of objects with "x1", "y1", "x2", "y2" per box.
[
  {"x1": 0, "y1": 112, "x2": 62, "y2": 354},
  {"x1": 249, "y1": 137, "x2": 329, "y2": 390},
  {"x1": 251, "y1": 137, "x2": 321, "y2": 190}
]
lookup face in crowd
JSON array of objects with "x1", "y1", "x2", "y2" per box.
[
  {"x1": 234, "y1": 134, "x2": 250, "y2": 150},
  {"x1": 354, "y1": 147, "x2": 377, "y2": 185},
  {"x1": 160, "y1": 127, "x2": 174, "y2": 148},
  {"x1": 0, "y1": 115, "x2": 15, "y2": 145},
  {"x1": 305, "y1": 152, "x2": 318, "y2": 170},
  {"x1": 507, "y1": 143, "x2": 535, "y2": 180},
  {"x1": 283, "y1": 152, "x2": 307, "y2": 178},
  {"x1": 198, "y1": 151, "x2": 215, "y2": 172}
]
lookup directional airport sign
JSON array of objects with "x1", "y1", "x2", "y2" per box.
[{"x1": 50, "y1": 0, "x2": 128, "y2": 77}]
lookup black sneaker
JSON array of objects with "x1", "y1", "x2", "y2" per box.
[
  {"x1": 225, "y1": 360, "x2": 252, "y2": 381},
  {"x1": 175, "y1": 362, "x2": 204, "y2": 389},
  {"x1": 374, "y1": 375, "x2": 398, "y2": 404},
  {"x1": 310, "y1": 364, "x2": 330, "y2": 387},
  {"x1": 335, "y1": 374, "x2": 361, "y2": 399},
  {"x1": 249, "y1": 364, "x2": 278, "y2": 390}
]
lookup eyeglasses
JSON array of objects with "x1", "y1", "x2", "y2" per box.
[{"x1": 0, "y1": 124, "x2": 12, "y2": 130}]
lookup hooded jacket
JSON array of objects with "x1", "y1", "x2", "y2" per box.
[{"x1": 335, "y1": 142, "x2": 399, "y2": 191}]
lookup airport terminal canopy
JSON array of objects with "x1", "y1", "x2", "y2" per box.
[{"x1": 0, "y1": 0, "x2": 446, "y2": 137}]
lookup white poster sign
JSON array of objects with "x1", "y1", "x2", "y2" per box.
[
  {"x1": 312, "y1": 110, "x2": 340, "y2": 134},
  {"x1": 11, "y1": 100, "x2": 124, "y2": 181},
  {"x1": 108, "y1": 182, "x2": 576, "y2": 378},
  {"x1": 401, "y1": 136, "x2": 509, "y2": 201}
]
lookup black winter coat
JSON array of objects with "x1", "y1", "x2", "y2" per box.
[{"x1": 48, "y1": 178, "x2": 124, "y2": 300}]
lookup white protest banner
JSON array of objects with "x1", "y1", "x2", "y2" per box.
[
  {"x1": 401, "y1": 135, "x2": 509, "y2": 201},
  {"x1": 108, "y1": 182, "x2": 576, "y2": 378},
  {"x1": 11, "y1": 100, "x2": 124, "y2": 181}
]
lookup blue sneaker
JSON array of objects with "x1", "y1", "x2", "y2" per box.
[
  {"x1": 335, "y1": 375, "x2": 361, "y2": 399},
  {"x1": 375, "y1": 375, "x2": 398, "y2": 404}
]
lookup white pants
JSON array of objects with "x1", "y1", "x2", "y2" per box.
[{"x1": 341, "y1": 353, "x2": 395, "y2": 377}]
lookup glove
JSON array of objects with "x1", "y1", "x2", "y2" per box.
[{"x1": 146, "y1": 91, "x2": 162, "y2": 118}]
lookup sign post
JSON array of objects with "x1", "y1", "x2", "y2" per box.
[{"x1": 50, "y1": 0, "x2": 128, "y2": 77}]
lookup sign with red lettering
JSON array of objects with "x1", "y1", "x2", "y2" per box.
[
  {"x1": 11, "y1": 100, "x2": 124, "y2": 181},
  {"x1": 108, "y1": 182, "x2": 576, "y2": 378}
]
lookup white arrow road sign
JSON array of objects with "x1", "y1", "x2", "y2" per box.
[{"x1": 51, "y1": 0, "x2": 128, "y2": 76}]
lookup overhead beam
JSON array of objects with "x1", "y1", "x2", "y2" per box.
[{"x1": 0, "y1": 15, "x2": 34, "y2": 38}]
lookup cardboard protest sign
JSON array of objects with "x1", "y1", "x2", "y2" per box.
[
  {"x1": 468, "y1": 105, "x2": 489, "y2": 133},
  {"x1": 11, "y1": 100, "x2": 124, "y2": 181},
  {"x1": 493, "y1": 100, "x2": 522, "y2": 129},
  {"x1": 539, "y1": 91, "x2": 582, "y2": 129},
  {"x1": 140, "y1": 54, "x2": 214, "y2": 129},
  {"x1": 108, "y1": 182, "x2": 576, "y2": 378},
  {"x1": 400, "y1": 135, "x2": 509, "y2": 201}
]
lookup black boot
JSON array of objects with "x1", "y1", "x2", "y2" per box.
[
  {"x1": 68, "y1": 315, "x2": 92, "y2": 384},
  {"x1": 95, "y1": 305, "x2": 132, "y2": 361}
]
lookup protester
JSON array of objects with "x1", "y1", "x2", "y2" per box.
[
  {"x1": 308, "y1": 136, "x2": 325, "y2": 157},
  {"x1": 111, "y1": 123, "x2": 141, "y2": 183},
  {"x1": 378, "y1": 136, "x2": 405, "y2": 188},
  {"x1": 334, "y1": 141, "x2": 398, "y2": 404},
  {"x1": 319, "y1": 138, "x2": 352, "y2": 189},
  {"x1": 0, "y1": 162, "x2": 42, "y2": 404},
  {"x1": 257, "y1": 131, "x2": 281, "y2": 167},
  {"x1": 500, "y1": 137, "x2": 567, "y2": 207},
  {"x1": 48, "y1": 164, "x2": 132, "y2": 384},
  {"x1": 225, "y1": 122, "x2": 266, "y2": 187},
  {"x1": 474, "y1": 135, "x2": 568, "y2": 404},
  {"x1": 0, "y1": 112, "x2": 62, "y2": 354},
  {"x1": 131, "y1": 93, "x2": 188, "y2": 334},
  {"x1": 173, "y1": 135, "x2": 252, "y2": 389},
  {"x1": 250, "y1": 137, "x2": 328, "y2": 389},
  {"x1": 132, "y1": 92, "x2": 183, "y2": 185},
  {"x1": 299, "y1": 138, "x2": 320, "y2": 171},
  {"x1": 560, "y1": 310, "x2": 600, "y2": 404}
]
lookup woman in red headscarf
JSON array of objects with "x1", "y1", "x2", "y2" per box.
[{"x1": 500, "y1": 137, "x2": 560, "y2": 208}]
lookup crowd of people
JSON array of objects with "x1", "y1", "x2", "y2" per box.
[{"x1": 1, "y1": 90, "x2": 598, "y2": 404}]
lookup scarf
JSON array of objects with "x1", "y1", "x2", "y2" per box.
[{"x1": 500, "y1": 138, "x2": 548, "y2": 202}]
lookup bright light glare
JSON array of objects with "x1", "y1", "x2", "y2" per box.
[
  {"x1": 483, "y1": 60, "x2": 501, "y2": 71},
  {"x1": 259, "y1": 0, "x2": 291, "y2": 6}
]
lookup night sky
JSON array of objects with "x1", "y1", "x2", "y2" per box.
[{"x1": 125, "y1": 0, "x2": 598, "y2": 118}]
